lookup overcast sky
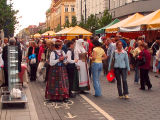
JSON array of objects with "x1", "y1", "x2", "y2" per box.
[{"x1": 12, "y1": 0, "x2": 51, "y2": 34}]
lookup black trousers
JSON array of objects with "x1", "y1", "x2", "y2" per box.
[
  {"x1": 66, "y1": 65, "x2": 75, "y2": 93},
  {"x1": 140, "y1": 69, "x2": 152, "y2": 89},
  {"x1": 114, "y1": 68, "x2": 129, "y2": 96},
  {"x1": 30, "y1": 63, "x2": 38, "y2": 81},
  {"x1": 3, "y1": 68, "x2": 8, "y2": 86},
  {"x1": 45, "y1": 63, "x2": 50, "y2": 82}
]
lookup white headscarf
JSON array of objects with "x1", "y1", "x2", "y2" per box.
[{"x1": 74, "y1": 39, "x2": 86, "y2": 53}]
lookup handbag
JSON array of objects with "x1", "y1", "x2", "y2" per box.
[
  {"x1": 30, "y1": 47, "x2": 36, "y2": 64},
  {"x1": 137, "y1": 51, "x2": 146, "y2": 66},
  {"x1": 106, "y1": 70, "x2": 115, "y2": 82}
]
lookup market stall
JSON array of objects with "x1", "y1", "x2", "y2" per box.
[
  {"x1": 65, "y1": 26, "x2": 92, "y2": 40},
  {"x1": 106, "y1": 13, "x2": 144, "y2": 33},
  {"x1": 42, "y1": 31, "x2": 56, "y2": 39},
  {"x1": 95, "y1": 19, "x2": 120, "y2": 35},
  {"x1": 34, "y1": 33, "x2": 41, "y2": 38}
]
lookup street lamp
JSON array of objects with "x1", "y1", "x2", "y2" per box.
[{"x1": 84, "y1": 0, "x2": 87, "y2": 23}]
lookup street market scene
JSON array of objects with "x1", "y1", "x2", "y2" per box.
[{"x1": 1, "y1": 0, "x2": 160, "y2": 120}]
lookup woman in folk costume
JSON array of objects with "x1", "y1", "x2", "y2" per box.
[
  {"x1": 45, "y1": 40, "x2": 69, "y2": 102},
  {"x1": 74, "y1": 39, "x2": 90, "y2": 93}
]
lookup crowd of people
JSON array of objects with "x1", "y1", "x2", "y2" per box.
[{"x1": 0, "y1": 34, "x2": 160, "y2": 102}]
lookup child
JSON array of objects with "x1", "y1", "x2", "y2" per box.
[{"x1": 66, "y1": 41, "x2": 79, "y2": 98}]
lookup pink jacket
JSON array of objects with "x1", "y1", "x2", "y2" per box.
[{"x1": 38, "y1": 45, "x2": 45, "y2": 62}]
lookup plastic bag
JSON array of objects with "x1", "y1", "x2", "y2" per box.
[
  {"x1": 30, "y1": 58, "x2": 36, "y2": 64},
  {"x1": 106, "y1": 70, "x2": 115, "y2": 82},
  {"x1": 37, "y1": 62, "x2": 46, "y2": 82},
  {"x1": 10, "y1": 88, "x2": 22, "y2": 99}
]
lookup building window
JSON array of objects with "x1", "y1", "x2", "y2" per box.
[
  {"x1": 71, "y1": 7, "x2": 75, "y2": 12},
  {"x1": 71, "y1": 5, "x2": 75, "y2": 12},
  {"x1": 65, "y1": 16, "x2": 69, "y2": 22},
  {"x1": 65, "y1": 7, "x2": 68, "y2": 12}
]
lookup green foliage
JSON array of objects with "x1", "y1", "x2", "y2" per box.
[
  {"x1": 38, "y1": 27, "x2": 50, "y2": 34},
  {"x1": 98, "y1": 9, "x2": 112, "y2": 28},
  {"x1": 64, "y1": 19, "x2": 70, "y2": 28},
  {"x1": 0, "y1": 0, "x2": 19, "y2": 37},
  {"x1": 85, "y1": 14, "x2": 99, "y2": 33},
  {"x1": 79, "y1": 15, "x2": 86, "y2": 29},
  {"x1": 77, "y1": 9, "x2": 112, "y2": 33},
  {"x1": 70, "y1": 16, "x2": 77, "y2": 27},
  {"x1": 55, "y1": 24, "x2": 62, "y2": 32}
]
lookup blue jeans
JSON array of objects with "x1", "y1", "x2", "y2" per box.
[
  {"x1": 91, "y1": 63, "x2": 103, "y2": 96},
  {"x1": 134, "y1": 65, "x2": 139, "y2": 82}
]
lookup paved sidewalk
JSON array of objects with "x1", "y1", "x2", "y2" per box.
[
  {"x1": 2, "y1": 71, "x2": 160, "y2": 120},
  {"x1": 0, "y1": 83, "x2": 38, "y2": 120},
  {"x1": 29, "y1": 82, "x2": 107, "y2": 120}
]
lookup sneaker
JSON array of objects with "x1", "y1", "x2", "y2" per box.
[
  {"x1": 124, "y1": 95, "x2": 129, "y2": 99},
  {"x1": 119, "y1": 96, "x2": 124, "y2": 99},
  {"x1": 134, "y1": 82, "x2": 139, "y2": 85},
  {"x1": 148, "y1": 85, "x2": 152, "y2": 90},
  {"x1": 155, "y1": 75, "x2": 159, "y2": 78},
  {"x1": 139, "y1": 88, "x2": 145, "y2": 90}
]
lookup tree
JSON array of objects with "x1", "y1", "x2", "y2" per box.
[
  {"x1": 0, "y1": 0, "x2": 19, "y2": 37},
  {"x1": 98, "y1": 9, "x2": 112, "y2": 28},
  {"x1": 86, "y1": 14, "x2": 99, "y2": 33},
  {"x1": 79, "y1": 15, "x2": 86, "y2": 29},
  {"x1": 38, "y1": 27, "x2": 50, "y2": 34},
  {"x1": 55, "y1": 24, "x2": 62, "y2": 32},
  {"x1": 64, "y1": 19, "x2": 70, "y2": 28},
  {"x1": 70, "y1": 16, "x2": 77, "y2": 27}
]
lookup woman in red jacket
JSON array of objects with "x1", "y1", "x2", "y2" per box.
[{"x1": 138, "y1": 43, "x2": 152, "y2": 90}]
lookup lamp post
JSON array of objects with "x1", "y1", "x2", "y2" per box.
[
  {"x1": 109, "y1": 0, "x2": 110, "y2": 10},
  {"x1": 84, "y1": 0, "x2": 87, "y2": 23}
]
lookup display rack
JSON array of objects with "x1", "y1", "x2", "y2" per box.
[{"x1": 1, "y1": 46, "x2": 27, "y2": 106}]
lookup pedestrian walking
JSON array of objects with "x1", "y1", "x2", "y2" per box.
[
  {"x1": 2, "y1": 38, "x2": 22, "y2": 86},
  {"x1": 138, "y1": 43, "x2": 152, "y2": 90},
  {"x1": 108, "y1": 41, "x2": 130, "y2": 99},
  {"x1": 151, "y1": 37, "x2": 160, "y2": 73},
  {"x1": 91, "y1": 40, "x2": 107, "y2": 97},
  {"x1": 27, "y1": 41, "x2": 39, "y2": 82},
  {"x1": 155, "y1": 48, "x2": 160, "y2": 77},
  {"x1": 102, "y1": 37, "x2": 109, "y2": 75},
  {"x1": 132, "y1": 40, "x2": 142, "y2": 84}
]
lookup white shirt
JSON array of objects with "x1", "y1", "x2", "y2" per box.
[
  {"x1": 156, "y1": 49, "x2": 160, "y2": 61},
  {"x1": 67, "y1": 50, "x2": 75, "y2": 64},
  {"x1": 49, "y1": 50, "x2": 66, "y2": 66}
]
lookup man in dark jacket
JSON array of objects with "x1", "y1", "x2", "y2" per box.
[
  {"x1": 151, "y1": 37, "x2": 160, "y2": 73},
  {"x1": 2, "y1": 38, "x2": 22, "y2": 86}
]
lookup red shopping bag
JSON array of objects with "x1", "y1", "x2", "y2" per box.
[{"x1": 106, "y1": 70, "x2": 115, "y2": 82}]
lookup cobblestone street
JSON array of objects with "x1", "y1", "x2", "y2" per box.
[{"x1": 29, "y1": 71, "x2": 160, "y2": 120}]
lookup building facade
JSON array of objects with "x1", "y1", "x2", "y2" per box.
[
  {"x1": 76, "y1": 0, "x2": 109, "y2": 22},
  {"x1": 46, "y1": 0, "x2": 76, "y2": 30},
  {"x1": 109, "y1": 0, "x2": 160, "y2": 20},
  {"x1": 37, "y1": 22, "x2": 46, "y2": 32}
]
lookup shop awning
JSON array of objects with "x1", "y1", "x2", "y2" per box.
[
  {"x1": 125, "y1": 9, "x2": 160, "y2": 28},
  {"x1": 42, "y1": 31, "x2": 56, "y2": 36},
  {"x1": 106, "y1": 13, "x2": 144, "y2": 33},
  {"x1": 66, "y1": 26, "x2": 92, "y2": 36},
  {"x1": 56, "y1": 27, "x2": 74, "y2": 35},
  {"x1": 95, "y1": 19, "x2": 120, "y2": 34},
  {"x1": 34, "y1": 33, "x2": 41, "y2": 38}
]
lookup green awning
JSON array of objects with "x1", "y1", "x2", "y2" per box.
[{"x1": 95, "y1": 19, "x2": 120, "y2": 34}]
